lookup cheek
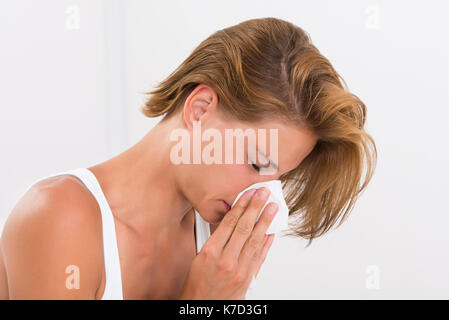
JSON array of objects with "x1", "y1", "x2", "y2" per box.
[
  {"x1": 199, "y1": 163, "x2": 250, "y2": 190},
  {"x1": 196, "y1": 163, "x2": 253, "y2": 200},
  {"x1": 222, "y1": 164, "x2": 253, "y2": 191}
]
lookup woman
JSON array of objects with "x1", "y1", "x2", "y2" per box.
[{"x1": 0, "y1": 17, "x2": 376, "y2": 299}]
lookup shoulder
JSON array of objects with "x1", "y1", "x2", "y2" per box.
[
  {"x1": 6, "y1": 175, "x2": 102, "y2": 241},
  {"x1": 0, "y1": 175, "x2": 104, "y2": 299}
]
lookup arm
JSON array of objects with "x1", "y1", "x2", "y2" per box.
[
  {"x1": 0, "y1": 246, "x2": 8, "y2": 299},
  {"x1": 1, "y1": 178, "x2": 103, "y2": 299}
]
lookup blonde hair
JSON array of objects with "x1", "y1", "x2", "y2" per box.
[{"x1": 141, "y1": 17, "x2": 377, "y2": 247}]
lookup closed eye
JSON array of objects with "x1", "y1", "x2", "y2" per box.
[{"x1": 251, "y1": 163, "x2": 261, "y2": 172}]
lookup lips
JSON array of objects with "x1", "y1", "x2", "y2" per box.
[{"x1": 222, "y1": 200, "x2": 231, "y2": 212}]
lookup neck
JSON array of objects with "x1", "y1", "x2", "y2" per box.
[{"x1": 89, "y1": 117, "x2": 194, "y2": 239}]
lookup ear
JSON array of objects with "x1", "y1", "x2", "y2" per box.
[{"x1": 183, "y1": 84, "x2": 218, "y2": 130}]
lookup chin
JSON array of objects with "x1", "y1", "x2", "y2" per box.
[
  {"x1": 212, "y1": 211, "x2": 226, "y2": 224},
  {"x1": 195, "y1": 203, "x2": 226, "y2": 224}
]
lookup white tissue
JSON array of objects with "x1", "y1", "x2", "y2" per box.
[{"x1": 231, "y1": 180, "x2": 289, "y2": 235}]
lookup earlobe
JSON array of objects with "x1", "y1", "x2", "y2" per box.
[
  {"x1": 189, "y1": 100, "x2": 207, "y2": 123},
  {"x1": 189, "y1": 107, "x2": 204, "y2": 124},
  {"x1": 189, "y1": 112, "x2": 197, "y2": 124}
]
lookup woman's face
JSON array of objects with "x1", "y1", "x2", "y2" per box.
[{"x1": 173, "y1": 85, "x2": 318, "y2": 224}]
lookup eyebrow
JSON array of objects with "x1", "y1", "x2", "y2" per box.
[{"x1": 257, "y1": 149, "x2": 279, "y2": 170}]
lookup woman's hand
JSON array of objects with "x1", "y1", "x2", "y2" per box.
[{"x1": 179, "y1": 187, "x2": 278, "y2": 299}]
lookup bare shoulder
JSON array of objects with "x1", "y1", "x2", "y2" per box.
[{"x1": 0, "y1": 175, "x2": 104, "y2": 299}]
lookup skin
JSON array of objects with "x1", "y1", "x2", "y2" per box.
[{"x1": 0, "y1": 84, "x2": 318, "y2": 299}]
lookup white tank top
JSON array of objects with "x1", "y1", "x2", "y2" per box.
[{"x1": 32, "y1": 167, "x2": 210, "y2": 300}]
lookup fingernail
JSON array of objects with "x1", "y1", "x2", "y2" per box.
[
  {"x1": 266, "y1": 203, "x2": 278, "y2": 216},
  {"x1": 239, "y1": 189, "x2": 256, "y2": 207},
  {"x1": 245, "y1": 188, "x2": 257, "y2": 200},
  {"x1": 256, "y1": 187, "x2": 269, "y2": 198}
]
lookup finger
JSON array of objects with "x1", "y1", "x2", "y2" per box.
[
  {"x1": 206, "y1": 188, "x2": 257, "y2": 252},
  {"x1": 254, "y1": 234, "x2": 269, "y2": 278},
  {"x1": 252, "y1": 233, "x2": 275, "y2": 279},
  {"x1": 238, "y1": 202, "x2": 278, "y2": 270},
  {"x1": 222, "y1": 188, "x2": 271, "y2": 262}
]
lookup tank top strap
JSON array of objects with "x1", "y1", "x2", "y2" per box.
[{"x1": 194, "y1": 209, "x2": 210, "y2": 254}]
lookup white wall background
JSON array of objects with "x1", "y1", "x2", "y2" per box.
[{"x1": 1, "y1": 0, "x2": 448, "y2": 299}]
